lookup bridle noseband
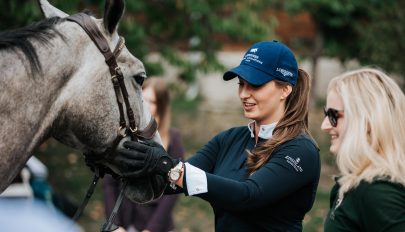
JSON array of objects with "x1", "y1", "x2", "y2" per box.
[{"x1": 65, "y1": 13, "x2": 158, "y2": 231}]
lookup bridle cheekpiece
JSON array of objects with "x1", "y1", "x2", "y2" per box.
[{"x1": 65, "y1": 13, "x2": 157, "y2": 232}]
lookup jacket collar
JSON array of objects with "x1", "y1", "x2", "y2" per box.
[{"x1": 247, "y1": 121, "x2": 277, "y2": 140}]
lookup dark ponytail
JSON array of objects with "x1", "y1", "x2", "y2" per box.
[{"x1": 246, "y1": 69, "x2": 315, "y2": 175}]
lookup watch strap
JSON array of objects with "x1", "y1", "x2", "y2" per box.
[{"x1": 168, "y1": 161, "x2": 184, "y2": 189}]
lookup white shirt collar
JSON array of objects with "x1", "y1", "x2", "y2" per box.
[{"x1": 247, "y1": 121, "x2": 277, "y2": 139}]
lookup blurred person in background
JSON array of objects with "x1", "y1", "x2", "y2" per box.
[
  {"x1": 0, "y1": 156, "x2": 81, "y2": 231},
  {"x1": 113, "y1": 40, "x2": 321, "y2": 231},
  {"x1": 103, "y1": 77, "x2": 185, "y2": 232},
  {"x1": 321, "y1": 68, "x2": 405, "y2": 231}
]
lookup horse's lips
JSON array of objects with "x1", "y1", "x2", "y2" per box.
[{"x1": 114, "y1": 137, "x2": 166, "y2": 204}]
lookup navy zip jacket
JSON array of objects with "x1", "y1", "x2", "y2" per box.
[{"x1": 182, "y1": 126, "x2": 320, "y2": 232}]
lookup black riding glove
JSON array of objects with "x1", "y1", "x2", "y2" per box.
[{"x1": 114, "y1": 140, "x2": 178, "y2": 178}]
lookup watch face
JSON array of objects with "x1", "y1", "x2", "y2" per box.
[{"x1": 170, "y1": 170, "x2": 180, "y2": 181}]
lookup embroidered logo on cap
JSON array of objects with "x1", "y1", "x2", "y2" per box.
[
  {"x1": 276, "y1": 68, "x2": 293, "y2": 77},
  {"x1": 250, "y1": 48, "x2": 258, "y2": 53},
  {"x1": 243, "y1": 52, "x2": 263, "y2": 65}
]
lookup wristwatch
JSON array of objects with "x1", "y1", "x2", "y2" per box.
[{"x1": 168, "y1": 161, "x2": 184, "y2": 189}]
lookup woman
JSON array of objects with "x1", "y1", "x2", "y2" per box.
[
  {"x1": 115, "y1": 40, "x2": 321, "y2": 231},
  {"x1": 321, "y1": 68, "x2": 405, "y2": 231},
  {"x1": 103, "y1": 78, "x2": 185, "y2": 232}
]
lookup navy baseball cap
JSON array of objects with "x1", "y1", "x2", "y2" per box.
[{"x1": 223, "y1": 40, "x2": 298, "y2": 86}]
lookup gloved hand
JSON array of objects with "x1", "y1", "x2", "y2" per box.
[{"x1": 113, "y1": 140, "x2": 178, "y2": 178}]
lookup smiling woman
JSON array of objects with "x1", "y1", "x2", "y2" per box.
[
  {"x1": 112, "y1": 40, "x2": 321, "y2": 232},
  {"x1": 321, "y1": 90, "x2": 345, "y2": 155},
  {"x1": 321, "y1": 68, "x2": 405, "y2": 232},
  {"x1": 238, "y1": 79, "x2": 289, "y2": 126}
]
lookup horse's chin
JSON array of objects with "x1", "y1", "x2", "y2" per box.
[
  {"x1": 84, "y1": 136, "x2": 167, "y2": 203},
  {"x1": 124, "y1": 175, "x2": 167, "y2": 203},
  {"x1": 115, "y1": 137, "x2": 167, "y2": 203},
  {"x1": 84, "y1": 147, "x2": 108, "y2": 156}
]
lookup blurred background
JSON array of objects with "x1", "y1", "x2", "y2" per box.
[{"x1": 1, "y1": 0, "x2": 404, "y2": 231}]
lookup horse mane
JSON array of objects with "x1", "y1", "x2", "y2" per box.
[{"x1": 0, "y1": 17, "x2": 65, "y2": 76}]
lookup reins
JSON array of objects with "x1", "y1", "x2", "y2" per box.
[{"x1": 65, "y1": 13, "x2": 157, "y2": 232}]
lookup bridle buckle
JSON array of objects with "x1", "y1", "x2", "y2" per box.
[{"x1": 129, "y1": 126, "x2": 138, "y2": 133}]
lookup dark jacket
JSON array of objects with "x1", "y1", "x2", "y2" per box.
[
  {"x1": 324, "y1": 179, "x2": 405, "y2": 232},
  {"x1": 182, "y1": 126, "x2": 320, "y2": 232}
]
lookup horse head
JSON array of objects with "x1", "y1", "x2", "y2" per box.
[
  {"x1": 41, "y1": 0, "x2": 166, "y2": 203},
  {"x1": 0, "y1": 0, "x2": 164, "y2": 203},
  {"x1": 40, "y1": 0, "x2": 160, "y2": 153}
]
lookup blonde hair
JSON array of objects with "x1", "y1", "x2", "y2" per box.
[{"x1": 328, "y1": 68, "x2": 405, "y2": 199}]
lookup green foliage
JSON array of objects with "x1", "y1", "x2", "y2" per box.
[
  {"x1": 283, "y1": 0, "x2": 369, "y2": 60},
  {"x1": 0, "y1": 0, "x2": 41, "y2": 30},
  {"x1": 281, "y1": 0, "x2": 405, "y2": 82},
  {"x1": 121, "y1": 0, "x2": 276, "y2": 82},
  {"x1": 0, "y1": 0, "x2": 276, "y2": 83},
  {"x1": 355, "y1": 0, "x2": 405, "y2": 76}
]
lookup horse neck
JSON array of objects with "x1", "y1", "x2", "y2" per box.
[{"x1": 0, "y1": 23, "x2": 85, "y2": 183}]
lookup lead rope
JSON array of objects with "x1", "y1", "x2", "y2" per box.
[
  {"x1": 72, "y1": 168, "x2": 101, "y2": 221},
  {"x1": 72, "y1": 168, "x2": 127, "y2": 232},
  {"x1": 101, "y1": 180, "x2": 128, "y2": 232}
]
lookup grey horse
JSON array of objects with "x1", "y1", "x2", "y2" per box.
[{"x1": 0, "y1": 0, "x2": 163, "y2": 203}]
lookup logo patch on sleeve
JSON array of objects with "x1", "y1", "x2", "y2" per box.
[{"x1": 285, "y1": 156, "x2": 303, "y2": 172}]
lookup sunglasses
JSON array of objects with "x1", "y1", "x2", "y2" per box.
[{"x1": 323, "y1": 107, "x2": 344, "y2": 127}]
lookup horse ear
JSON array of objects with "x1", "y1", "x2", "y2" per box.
[
  {"x1": 103, "y1": 0, "x2": 125, "y2": 34},
  {"x1": 38, "y1": 0, "x2": 69, "y2": 18}
]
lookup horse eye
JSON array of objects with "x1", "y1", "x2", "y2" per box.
[{"x1": 134, "y1": 75, "x2": 145, "y2": 86}]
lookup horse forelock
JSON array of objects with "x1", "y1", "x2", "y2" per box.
[{"x1": 0, "y1": 17, "x2": 66, "y2": 76}]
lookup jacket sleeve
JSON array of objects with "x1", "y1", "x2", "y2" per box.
[
  {"x1": 190, "y1": 138, "x2": 320, "y2": 212},
  {"x1": 165, "y1": 131, "x2": 225, "y2": 195},
  {"x1": 186, "y1": 131, "x2": 224, "y2": 172}
]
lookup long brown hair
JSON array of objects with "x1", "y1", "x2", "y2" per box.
[
  {"x1": 246, "y1": 69, "x2": 314, "y2": 175},
  {"x1": 143, "y1": 77, "x2": 171, "y2": 147}
]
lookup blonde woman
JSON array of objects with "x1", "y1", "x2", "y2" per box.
[{"x1": 321, "y1": 68, "x2": 405, "y2": 231}]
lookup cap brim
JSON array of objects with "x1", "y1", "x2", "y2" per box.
[{"x1": 223, "y1": 64, "x2": 274, "y2": 86}]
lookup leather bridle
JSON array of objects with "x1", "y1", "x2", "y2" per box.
[{"x1": 65, "y1": 13, "x2": 158, "y2": 231}]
